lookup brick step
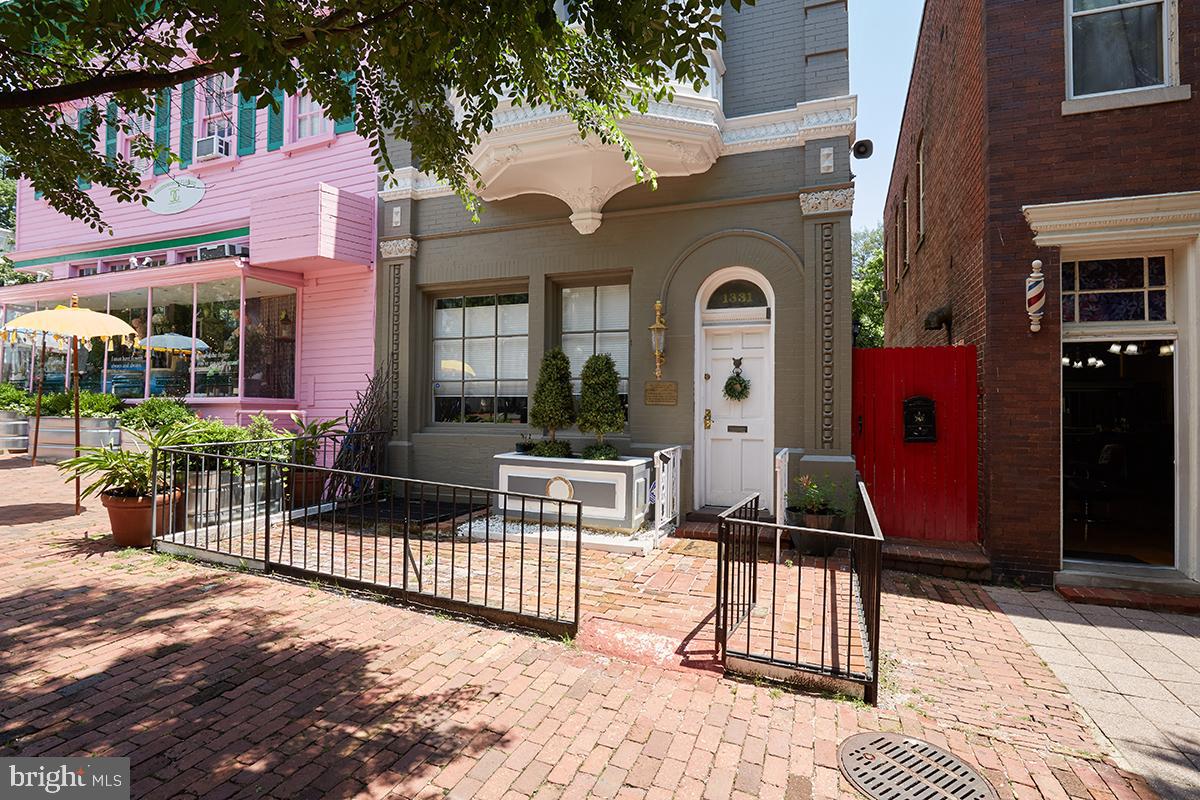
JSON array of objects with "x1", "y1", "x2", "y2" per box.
[
  {"x1": 882, "y1": 537, "x2": 992, "y2": 582},
  {"x1": 1055, "y1": 585, "x2": 1200, "y2": 616}
]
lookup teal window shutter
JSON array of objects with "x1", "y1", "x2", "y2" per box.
[
  {"x1": 267, "y1": 89, "x2": 285, "y2": 151},
  {"x1": 77, "y1": 108, "x2": 91, "y2": 190},
  {"x1": 153, "y1": 87, "x2": 171, "y2": 175},
  {"x1": 178, "y1": 80, "x2": 194, "y2": 169},
  {"x1": 237, "y1": 92, "x2": 256, "y2": 155},
  {"x1": 105, "y1": 101, "x2": 118, "y2": 162},
  {"x1": 334, "y1": 71, "x2": 356, "y2": 134}
]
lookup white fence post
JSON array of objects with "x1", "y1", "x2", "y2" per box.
[{"x1": 653, "y1": 446, "x2": 683, "y2": 539}]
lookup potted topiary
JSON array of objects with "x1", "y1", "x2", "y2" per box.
[
  {"x1": 0, "y1": 383, "x2": 31, "y2": 451},
  {"x1": 529, "y1": 347, "x2": 575, "y2": 458},
  {"x1": 58, "y1": 422, "x2": 201, "y2": 547},
  {"x1": 577, "y1": 353, "x2": 624, "y2": 460},
  {"x1": 784, "y1": 475, "x2": 851, "y2": 555},
  {"x1": 286, "y1": 413, "x2": 346, "y2": 509}
]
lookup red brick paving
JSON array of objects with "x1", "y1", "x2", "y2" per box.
[
  {"x1": 1055, "y1": 586, "x2": 1200, "y2": 617},
  {"x1": 0, "y1": 456, "x2": 1159, "y2": 799}
]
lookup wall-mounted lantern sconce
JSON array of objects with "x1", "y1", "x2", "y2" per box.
[{"x1": 648, "y1": 299, "x2": 668, "y2": 380}]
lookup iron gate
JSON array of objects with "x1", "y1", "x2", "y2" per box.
[{"x1": 715, "y1": 481, "x2": 884, "y2": 703}]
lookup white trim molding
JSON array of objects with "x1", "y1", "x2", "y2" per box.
[
  {"x1": 379, "y1": 237, "x2": 418, "y2": 260},
  {"x1": 378, "y1": 94, "x2": 858, "y2": 235},
  {"x1": 799, "y1": 187, "x2": 854, "y2": 216},
  {"x1": 1023, "y1": 191, "x2": 1200, "y2": 247}
]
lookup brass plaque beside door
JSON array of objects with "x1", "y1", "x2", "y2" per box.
[{"x1": 644, "y1": 380, "x2": 678, "y2": 406}]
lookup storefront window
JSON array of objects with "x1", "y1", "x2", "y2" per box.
[
  {"x1": 148, "y1": 284, "x2": 194, "y2": 397},
  {"x1": 78, "y1": 295, "x2": 108, "y2": 392},
  {"x1": 194, "y1": 279, "x2": 240, "y2": 398},
  {"x1": 2, "y1": 304, "x2": 35, "y2": 389},
  {"x1": 107, "y1": 289, "x2": 149, "y2": 397},
  {"x1": 433, "y1": 293, "x2": 528, "y2": 423},
  {"x1": 243, "y1": 278, "x2": 296, "y2": 398},
  {"x1": 38, "y1": 298, "x2": 70, "y2": 392}
]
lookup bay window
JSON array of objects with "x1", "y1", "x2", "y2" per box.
[
  {"x1": 433, "y1": 293, "x2": 529, "y2": 424},
  {"x1": 1068, "y1": 0, "x2": 1167, "y2": 98},
  {"x1": 560, "y1": 283, "x2": 630, "y2": 402}
]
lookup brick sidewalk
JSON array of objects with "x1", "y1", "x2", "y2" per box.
[{"x1": 0, "y1": 457, "x2": 1158, "y2": 799}]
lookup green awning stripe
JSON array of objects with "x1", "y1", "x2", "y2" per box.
[{"x1": 12, "y1": 226, "x2": 251, "y2": 268}]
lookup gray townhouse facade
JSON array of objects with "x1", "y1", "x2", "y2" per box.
[{"x1": 373, "y1": 0, "x2": 857, "y2": 517}]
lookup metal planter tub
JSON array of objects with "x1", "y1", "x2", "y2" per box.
[
  {"x1": 0, "y1": 411, "x2": 28, "y2": 452},
  {"x1": 26, "y1": 415, "x2": 120, "y2": 463},
  {"x1": 183, "y1": 463, "x2": 284, "y2": 531}
]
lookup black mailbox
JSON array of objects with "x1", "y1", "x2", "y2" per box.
[{"x1": 903, "y1": 396, "x2": 936, "y2": 442}]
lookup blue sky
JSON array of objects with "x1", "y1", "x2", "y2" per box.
[{"x1": 848, "y1": 0, "x2": 924, "y2": 233}]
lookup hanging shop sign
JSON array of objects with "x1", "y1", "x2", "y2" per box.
[{"x1": 146, "y1": 176, "x2": 206, "y2": 215}]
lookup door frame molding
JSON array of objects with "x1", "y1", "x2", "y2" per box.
[{"x1": 693, "y1": 266, "x2": 776, "y2": 510}]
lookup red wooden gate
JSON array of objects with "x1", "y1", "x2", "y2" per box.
[{"x1": 852, "y1": 346, "x2": 979, "y2": 543}]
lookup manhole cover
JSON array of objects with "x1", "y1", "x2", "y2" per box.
[{"x1": 837, "y1": 733, "x2": 998, "y2": 800}]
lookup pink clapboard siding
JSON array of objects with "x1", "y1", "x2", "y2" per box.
[
  {"x1": 13, "y1": 105, "x2": 379, "y2": 260},
  {"x1": 250, "y1": 183, "x2": 374, "y2": 269},
  {"x1": 298, "y1": 266, "x2": 377, "y2": 422}
]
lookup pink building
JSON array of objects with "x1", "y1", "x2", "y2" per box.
[{"x1": 0, "y1": 79, "x2": 379, "y2": 424}]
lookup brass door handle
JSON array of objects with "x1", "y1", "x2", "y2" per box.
[{"x1": 704, "y1": 409, "x2": 712, "y2": 430}]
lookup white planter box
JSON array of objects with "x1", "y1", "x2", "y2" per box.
[{"x1": 492, "y1": 452, "x2": 651, "y2": 533}]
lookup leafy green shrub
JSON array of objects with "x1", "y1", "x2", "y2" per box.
[
  {"x1": 36, "y1": 391, "x2": 122, "y2": 418},
  {"x1": 530, "y1": 347, "x2": 574, "y2": 446},
  {"x1": 531, "y1": 439, "x2": 572, "y2": 458},
  {"x1": 58, "y1": 423, "x2": 205, "y2": 498},
  {"x1": 0, "y1": 383, "x2": 31, "y2": 414},
  {"x1": 577, "y1": 353, "x2": 624, "y2": 458},
  {"x1": 582, "y1": 443, "x2": 619, "y2": 461},
  {"x1": 242, "y1": 413, "x2": 292, "y2": 462},
  {"x1": 288, "y1": 412, "x2": 346, "y2": 465},
  {"x1": 119, "y1": 398, "x2": 197, "y2": 430}
]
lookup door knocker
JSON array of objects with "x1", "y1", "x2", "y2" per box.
[{"x1": 722, "y1": 357, "x2": 751, "y2": 402}]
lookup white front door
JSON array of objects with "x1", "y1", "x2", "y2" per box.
[{"x1": 701, "y1": 324, "x2": 773, "y2": 508}]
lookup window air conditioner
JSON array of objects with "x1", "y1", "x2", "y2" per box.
[
  {"x1": 195, "y1": 135, "x2": 232, "y2": 161},
  {"x1": 198, "y1": 243, "x2": 250, "y2": 261}
]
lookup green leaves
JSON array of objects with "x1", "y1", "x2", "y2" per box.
[
  {"x1": 851, "y1": 224, "x2": 885, "y2": 348},
  {"x1": 530, "y1": 347, "x2": 575, "y2": 442},
  {"x1": 577, "y1": 353, "x2": 624, "y2": 445},
  {"x1": 0, "y1": 0, "x2": 746, "y2": 230}
]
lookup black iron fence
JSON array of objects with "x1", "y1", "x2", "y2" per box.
[
  {"x1": 151, "y1": 432, "x2": 583, "y2": 637},
  {"x1": 715, "y1": 481, "x2": 884, "y2": 703}
]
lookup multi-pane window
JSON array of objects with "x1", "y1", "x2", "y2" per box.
[
  {"x1": 123, "y1": 111, "x2": 154, "y2": 174},
  {"x1": 916, "y1": 136, "x2": 926, "y2": 238},
  {"x1": 1062, "y1": 256, "x2": 1168, "y2": 323},
  {"x1": 560, "y1": 284, "x2": 630, "y2": 401},
  {"x1": 202, "y1": 73, "x2": 235, "y2": 139},
  {"x1": 900, "y1": 180, "x2": 910, "y2": 272},
  {"x1": 433, "y1": 293, "x2": 529, "y2": 424},
  {"x1": 296, "y1": 95, "x2": 329, "y2": 139},
  {"x1": 1069, "y1": 0, "x2": 1167, "y2": 97}
]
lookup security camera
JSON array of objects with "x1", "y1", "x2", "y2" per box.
[{"x1": 851, "y1": 139, "x2": 874, "y2": 160}]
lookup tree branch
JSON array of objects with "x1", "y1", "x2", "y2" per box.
[{"x1": 0, "y1": 2, "x2": 413, "y2": 111}]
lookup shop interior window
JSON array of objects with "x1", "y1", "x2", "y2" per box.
[
  {"x1": 243, "y1": 278, "x2": 296, "y2": 398},
  {"x1": 106, "y1": 289, "x2": 148, "y2": 398},
  {"x1": 148, "y1": 284, "x2": 194, "y2": 397},
  {"x1": 194, "y1": 278, "x2": 240, "y2": 398},
  {"x1": 1, "y1": 304, "x2": 35, "y2": 389}
]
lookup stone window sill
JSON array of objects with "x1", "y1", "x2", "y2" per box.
[{"x1": 1062, "y1": 84, "x2": 1192, "y2": 116}]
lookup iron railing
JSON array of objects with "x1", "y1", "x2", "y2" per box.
[
  {"x1": 151, "y1": 432, "x2": 583, "y2": 637},
  {"x1": 715, "y1": 480, "x2": 884, "y2": 703}
]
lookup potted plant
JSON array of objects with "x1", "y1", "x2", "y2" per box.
[
  {"x1": 784, "y1": 475, "x2": 850, "y2": 555},
  {"x1": 58, "y1": 423, "x2": 200, "y2": 547},
  {"x1": 529, "y1": 347, "x2": 575, "y2": 458},
  {"x1": 29, "y1": 390, "x2": 123, "y2": 462},
  {"x1": 577, "y1": 353, "x2": 624, "y2": 460},
  {"x1": 286, "y1": 413, "x2": 346, "y2": 509},
  {"x1": 119, "y1": 397, "x2": 197, "y2": 450}
]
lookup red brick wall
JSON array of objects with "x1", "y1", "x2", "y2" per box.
[{"x1": 883, "y1": 0, "x2": 1200, "y2": 582}]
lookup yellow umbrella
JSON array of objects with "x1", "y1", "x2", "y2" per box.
[{"x1": 2, "y1": 295, "x2": 135, "y2": 514}]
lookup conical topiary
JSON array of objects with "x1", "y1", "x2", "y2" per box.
[
  {"x1": 578, "y1": 353, "x2": 624, "y2": 460},
  {"x1": 530, "y1": 347, "x2": 575, "y2": 443}
]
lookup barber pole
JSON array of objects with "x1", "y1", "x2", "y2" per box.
[{"x1": 1026, "y1": 259, "x2": 1045, "y2": 332}]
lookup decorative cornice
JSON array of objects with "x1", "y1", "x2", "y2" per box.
[
  {"x1": 799, "y1": 187, "x2": 854, "y2": 216},
  {"x1": 378, "y1": 167, "x2": 455, "y2": 202},
  {"x1": 1023, "y1": 191, "x2": 1200, "y2": 246},
  {"x1": 379, "y1": 237, "x2": 418, "y2": 260}
]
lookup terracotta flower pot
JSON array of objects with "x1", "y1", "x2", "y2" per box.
[
  {"x1": 287, "y1": 468, "x2": 327, "y2": 510},
  {"x1": 100, "y1": 490, "x2": 184, "y2": 548}
]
